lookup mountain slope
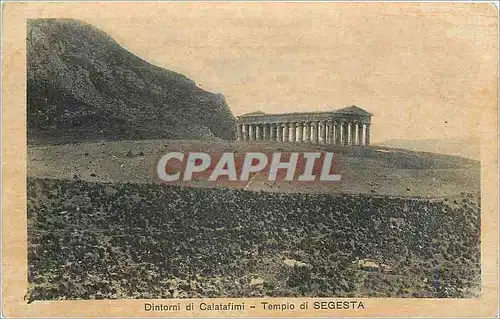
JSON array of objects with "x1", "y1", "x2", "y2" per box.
[
  {"x1": 27, "y1": 19, "x2": 236, "y2": 144},
  {"x1": 376, "y1": 138, "x2": 480, "y2": 160}
]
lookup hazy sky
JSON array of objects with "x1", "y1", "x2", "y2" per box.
[{"x1": 23, "y1": 3, "x2": 499, "y2": 143}]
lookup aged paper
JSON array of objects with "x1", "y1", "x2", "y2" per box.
[{"x1": 2, "y1": 1, "x2": 498, "y2": 317}]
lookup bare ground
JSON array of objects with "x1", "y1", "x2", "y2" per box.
[{"x1": 27, "y1": 139, "x2": 480, "y2": 198}]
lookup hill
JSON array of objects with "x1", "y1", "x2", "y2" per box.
[
  {"x1": 376, "y1": 138, "x2": 480, "y2": 161},
  {"x1": 27, "y1": 19, "x2": 236, "y2": 145},
  {"x1": 26, "y1": 177, "x2": 480, "y2": 300}
]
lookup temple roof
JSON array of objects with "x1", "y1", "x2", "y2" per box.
[
  {"x1": 335, "y1": 105, "x2": 373, "y2": 116},
  {"x1": 238, "y1": 105, "x2": 372, "y2": 117}
]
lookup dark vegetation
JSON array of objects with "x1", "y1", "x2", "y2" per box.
[
  {"x1": 27, "y1": 178, "x2": 481, "y2": 301},
  {"x1": 27, "y1": 19, "x2": 236, "y2": 145}
]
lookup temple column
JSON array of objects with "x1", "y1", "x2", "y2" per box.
[
  {"x1": 270, "y1": 123, "x2": 277, "y2": 141},
  {"x1": 324, "y1": 121, "x2": 330, "y2": 143},
  {"x1": 323, "y1": 122, "x2": 328, "y2": 144},
  {"x1": 317, "y1": 121, "x2": 322, "y2": 144},
  {"x1": 277, "y1": 123, "x2": 283, "y2": 142},
  {"x1": 334, "y1": 121, "x2": 341, "y2": 145},
  {"x1": 289, "y1": 122, "x2": 296, "y2": 142},
  {"x1": 328, "y1": 122, "x2": 332, "y2": 144},
  {"x1": 328, "y1": 121, "x2": 334, "y2": 144},
  {"x1": 316, "y1": 121, "x2": 321, "y2": 144},
  {"x1": 341, "y1": 121, "x2": 348, "y2": 146},
  {"x1": 304, "y1": 122, "x2": 311, "y2": 143},
  {"x1": 350, "y1": 122, "x2": 357, "y2": 145},
  {"x1": 311, "y1": 122, "x2": 317, "y2": 144},
  {"x1": 310, "y1": 122, "x2": 315, "y2": 143},
  {"x1": 262, "y1": 124, "x2": 269, "y2": 141},
  {"x1": 347, "y1": 122, "x2": 351, "y2": 145},
  {"x1": 348, "y1": 122, "x2": 354, "y2": 145},
  {"x1": 254, "y1": 124, "x2": 260, "y2": 141},
  {"x1": 283, "y1": 123, "x2": 289, "y2": 142},
  {"x1": 365, "y1": 124, "x2": 371, "y2": 146},
  {"x1": 320, "y1": 121, "x2": 327, "y2": 144},
  {"x1": 296, "y1": 122, "x2": 303, "y2": 143},
  {"x1": 358, "y1": 123, "x2": 364, "y2": 146},
  {"x1": 248, "y1": 125, "x2": 253, "y2": 141}
]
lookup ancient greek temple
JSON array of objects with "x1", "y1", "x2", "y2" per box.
[{"x1": 236, "y1": 105, "x2": 372, "y2": 146}]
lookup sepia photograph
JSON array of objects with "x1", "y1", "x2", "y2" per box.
[{"x1": 2, "y1": 1, "x2": 498, "y2": 317}]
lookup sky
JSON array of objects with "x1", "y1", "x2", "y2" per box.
[{"x1": 19, "y1": 2, "x2": 499, "y2": 143}]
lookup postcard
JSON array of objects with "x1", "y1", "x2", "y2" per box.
[{"x1": 1, "y1": 1, "x2": 498, "y2": 317}]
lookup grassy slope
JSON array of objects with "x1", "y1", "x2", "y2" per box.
[
  {"x1": 28, "y1": 140, "x2": 480, "y2": 197},
  {"x1": 26, "y1": 140, "x2": 481, "y2": 300}
]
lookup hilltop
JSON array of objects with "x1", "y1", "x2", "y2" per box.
[
  {"x1": 28, "y1": 140, "x2": 480, "y2": 198},
  {"x1": 27, "y1": 19, "x2": 236, "y2": 145}
]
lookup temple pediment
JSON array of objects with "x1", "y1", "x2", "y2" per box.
[{"x1": 335, "y1": 105, "x2": 373, "y2": 116}]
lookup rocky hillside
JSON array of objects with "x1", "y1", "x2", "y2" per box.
[
  {"x1": 27, "y1": 178, "x2": 480, "y2": 300},
  {"x1": 27, "y1": 19, "x2": 236, "y2": 145}
]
